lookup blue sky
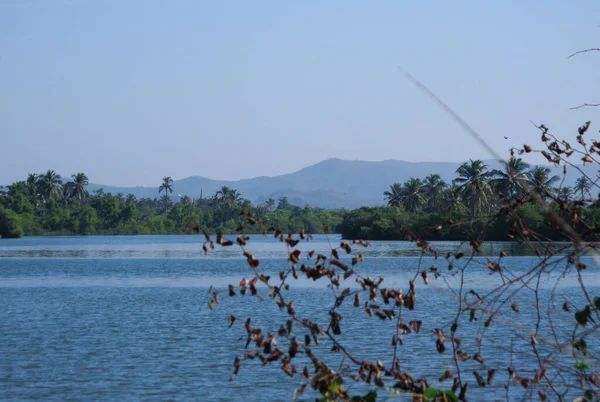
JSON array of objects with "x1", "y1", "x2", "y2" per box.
[{"x1": 1, "y1": 1, "x2": 599, "y2": 186}]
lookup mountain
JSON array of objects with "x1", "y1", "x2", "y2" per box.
[{"x1": 86, "y1": 158, "x2": 598, "y2": 209}]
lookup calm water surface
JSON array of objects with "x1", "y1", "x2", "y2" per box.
[{"x1": 0, "y1": 235, "x2": 598, "y2": 401}]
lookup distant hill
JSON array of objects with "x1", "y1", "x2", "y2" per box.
[{"x1": 86, "y1": 158, "x2": 599, "y2": 209}]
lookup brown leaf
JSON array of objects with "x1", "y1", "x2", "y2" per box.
[{"x1": 233, "y1": 356, "x2": 241, "y2": 375}]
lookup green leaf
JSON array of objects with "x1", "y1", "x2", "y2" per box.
[
  {"x1": 575, "y1": 361, "x2": 589, "y2": 370},
  {"x1": 440, "y1": 390, "x2": 459, "y2": 402},
  {"x1": 423, "y1": 388, "x2": 458, "y2": 402},
  {"x1": 328, "y1": 378, "x2": 344, "y2": 394},
  {"x1": 424, "y1": 387, "x2": 440, "y2": 400},
  {"x1": 575, "y1": 306, "x2": 595, "y2": 326}
]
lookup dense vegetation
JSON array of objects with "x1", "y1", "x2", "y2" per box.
[
  {"x1": 0, "y1": 172, "x2": 342, "y2": 238},
  {"x1": 340, "y1": 157, "x2": 600, "y2": 241},
  {"x1": 1, "y1": 157, "x2": 597, "y2": 240}
]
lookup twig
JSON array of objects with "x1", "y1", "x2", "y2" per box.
[
  {"x1": 567, "y1": 48, "x2": 600, "y2": 58},
  {"x1": 570, "y1": 103, "x2": 600, "y2": 110}
]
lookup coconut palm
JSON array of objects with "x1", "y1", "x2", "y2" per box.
[
  {"x1": 159, "y1": 177, "x2": 174, "y2": 198},
  {"x1": 383, "y1": 183, "x2": 403, "y2": 208},
  {"x1": 400, "y1": 178, "x2": 425, "y2": 213},
  {"x1": 490, "y1": 157, "x2": 531, "y2": 200},
  {"x1": 37, "y1": 170, "x2": 63, "y2": 203},
  {"x1": 528, "y1": 166, "x2": 559, "y2": 198},
  {"x1": 574, "y1": 177, "x2": 591, "y2": 201},
  {"x1": 556, "y1": 187, "x2": 573, "y2": 202},
  {"x1": 159, "y1": 176, "x2": 174, "y2": 212},
  {"x1": 453, "y1": 159, "x2": 494, "y2": 216},
  {"x1": 216, "y1": 186, "x2": 241, "y2": 204},
  {"x1": 65, "y1": 172, "x2": 90, "y2": 201},
  {"x1": 422, "y1": 174, "x2": 447, "y2": 212},
  {"x1": 254, "y1": 205, "x2": 269, "y2": 220},
  {"x1": 443, "y1": 185, "x2": 466, "y2": 214}
]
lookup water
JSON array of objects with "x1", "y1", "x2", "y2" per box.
[{"x1": 0, "y1": 235, "x2": 598, "y2": 401}]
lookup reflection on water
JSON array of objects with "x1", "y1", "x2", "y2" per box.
[{"x1": 0, "y1": 234, "x2": 574, "y2": 258}]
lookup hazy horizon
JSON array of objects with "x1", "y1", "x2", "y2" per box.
[{"x1": 1, "y1": 1, "x2": 599, "y2": 186}]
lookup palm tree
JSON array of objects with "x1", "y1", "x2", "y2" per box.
[
  {"x1": 126, "y1": 193, "x2": 137, "y2": 204},
  {"x1": 453, "y1": 159, "x2": 494, "y2": 216},
  {"x1": 400, "y1": 178, "x2": 425, "y2": 213},
  {"x1": 443, "y1": 185, "x2": 465, "y2": 214},
  {"x1": 65, "y1": 172, "x2": 89, "y2": 201},
  {"x1": 383, "y1": 183, "x2": 403, "y2": 208},
  {"x1": 556, "y1": 186, "x2": 573, "y2": 202},
  {"x1": 422, "y1": 174, "x2": 447, "y2": 212},
  {"x1": 159, "y1": 177, "x2": 174, "y2": 199},
  {"x1": 529, "y1": 166, "x2": 559, "y2": 198},
  {"x1": 254, "y1": 205, "x2": 269, "y2": 220},
  {"x1": 216, "y1": 186, "x2": 236, "y2": 204},
  {"x1": 159, "y1": 176, "x2": 174, "y2": 212},
  {"x1": 265, "y1": 198, "x2": 276, "y2": 212},
  {"x1": 490, "y1": 157, "x2": 531, "y2": 200},
  {"x1": 574, "y1": 177, "x2": 591, "y2": 201},
  {"x1": 37, "y1": 170, "x2": 63, "y2": 203}
]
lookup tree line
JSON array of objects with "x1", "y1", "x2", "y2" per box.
[
  {"x1": 339, "y1": 157, "x2": 599, "y2": 240},
  {"x1": 0, "y1": 172, "x2": 342, "y2": 238},
  {"x1": 2, "y1": 157, "x2": 598, "y2": 240}
]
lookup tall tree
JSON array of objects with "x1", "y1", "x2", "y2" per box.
[
  {"x1": 490, "y1": 157, "x2": 531, "y2": 200},
  {"x1": 159, "y1": 177, "x2": 174, "y2": 199},
  {"x1": 37, "y1": 170, "x2": 63, "y2": 203},
  {"x1": 453, "y1": 160, "x2": 494, "y2": 216},
  {"x1": 277, "y1": 196, "x2": 291, "y2": 210},
  {"x1": 126, "y1": 193, "x2": 137, "y2": 204},
  {"x1": 442, "y1": 185, "x2": 465, "y2": 214},
  {"x1": 216, "y1": 186, "x2": 241, "y2": 204},
  {"x1": 422, "y1": 174, "x2": 447, "y2": 212},
  {"x1": 574, "y1": 177, "x2": 591, "y2": 201},
  {"x1": 400, "y1": 178, "x2": 425, "y2": 213},
  {"x1": 65, "y1": 172, "x2": 89, "y2": 202},
  {"x1": 383, "y1": 183, "x2": 403, "y2": 208},
  {"x1": 529, "y1": 166, "x2": 559, "y2": 198},
  {"x1": 265, "y1": 198, "x2": 276, "y2": 212},
  {"x1": 159, "y1": 176, "x2": 174, "y2": 212},
  {"x1": 556, "y1": 186, "x2": 573, "y2": 202}
]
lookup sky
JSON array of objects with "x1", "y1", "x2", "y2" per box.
[{"x1": 1, "y1": 1, "x2": 599, "y2": 186}]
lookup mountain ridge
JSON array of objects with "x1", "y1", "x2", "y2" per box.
[{"x1": 85, "y1": 158, "x2": 596, "y2": 209}]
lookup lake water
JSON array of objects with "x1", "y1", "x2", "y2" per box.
[{"x1": 1, "y1": 235, "x2": 598, "y2": 401}]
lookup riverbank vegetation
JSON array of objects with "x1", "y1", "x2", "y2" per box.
[
  {"x1": 0, "y1": 173, "x2": 342, "y2": 238},
  {"x1": 1, "y1": 156, "x2": 599, "y2": 240},
  {"x1": 339, "y1": 158, "x2": 600, "y2": 241}
]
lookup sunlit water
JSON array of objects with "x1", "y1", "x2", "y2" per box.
[{"x1": 0, "y1": 235, "x2": 598, "y2": 401}]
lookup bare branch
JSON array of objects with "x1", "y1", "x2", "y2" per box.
[
  {"x1": 567, "y1": 48, "x2": 600, "y2": 58},
  {"x1": 570, "y1": 103, "x2": 600, "y2": 110}
]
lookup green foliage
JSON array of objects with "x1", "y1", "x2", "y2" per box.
[
  {"x1": 0, "y1": 170, "x2": 344, "y2": 237},
  {"x1": 575, "y1": 306, "x2": 595, "y2": 327},
  {"x1": 423, "y1": 387, "x2": 459, "y2": 402},
  {"x1": 0, "y1": 205, "x2": 24, "y2": 238}
]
